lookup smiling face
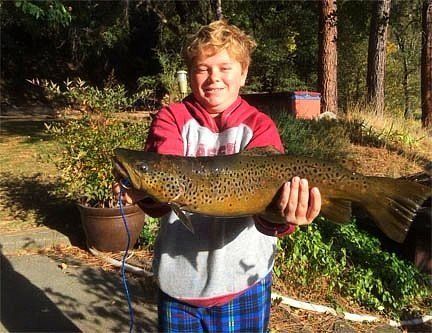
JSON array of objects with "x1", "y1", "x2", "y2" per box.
[{"x1": 190, "y1": 49, "x2": 248, "y2": 117}]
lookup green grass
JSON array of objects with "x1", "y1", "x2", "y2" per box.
[
  {"x1": 0, "y1": 120, "x2": 79, "y2": 233},
  {"x1": 0, "y1": 120, "x2": 58, "y2": 175}
]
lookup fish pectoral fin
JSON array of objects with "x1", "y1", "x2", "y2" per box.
[
  {"x1": 242, "y1": 146, "x2": 282, "y2": 156},
  {"x1": 320, "y1": 198, "x2": 352, "y2": 224},
  {"x1": 169, "y1": 203, "x2": 195, "y2": 234}
]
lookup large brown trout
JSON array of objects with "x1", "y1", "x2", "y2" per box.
[{"x1": 113, "y1": 147, "x2": 431, "y2": 243}]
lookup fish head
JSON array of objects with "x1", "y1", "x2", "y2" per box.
[{"x1": 113, "y1": 148, "x2": 183, "y2": 203}]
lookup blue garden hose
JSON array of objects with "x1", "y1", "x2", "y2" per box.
[{"x1": 118, "y1": 178, "x2": 135, "y2": 333}]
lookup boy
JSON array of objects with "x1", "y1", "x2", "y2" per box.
[{"x1": 115, "y1": 20, "x2": 321, "y2": 332}]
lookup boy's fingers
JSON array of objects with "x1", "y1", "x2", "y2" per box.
[
  {"x1": 112, "y1": 182, "x2": 134, "y2": 204},
  {"x1": 112, "y1": 182, "x2": 121, "y2": 195},
  {"x1": 284, "y1": 177, "x2": 300, "y2": 222},
  {"x1": 295, "y1": 178, "x2": 309, "y2": 220},
  {"x1": 278, "y1": 182, "x2": 291, "y2": 211},
  {"x1": 306, "y1": 187, "x2": 321, "y2": 222}
]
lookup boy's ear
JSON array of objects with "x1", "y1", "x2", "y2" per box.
[{"x1": 240, "y1": 67, "x2": 249, "y2": 87}]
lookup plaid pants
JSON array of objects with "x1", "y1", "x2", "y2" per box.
[{"x1": 157, "y1": 273, "x2": 272, "y2": 333}]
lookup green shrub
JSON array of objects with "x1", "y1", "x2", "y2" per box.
[
  {"x1": 28, "y1": 78, "x2": 131, "y2": 113},
  {"x1": 275, "y1": 113, "x2": 350, "y2": 161},
  {"x1": 276, "y1": 219, "x2": 431, "y2": 316},
  {"x1": 321, "y1": 221, "x2": 430, "y2": 314},
  {"x1": 275, "y1": 220, "x2": 346, "y2": 287},
  {"x1": 46, "y1": 115, "x2": 149, "y2": 207},
  {"x1": 140, "y1": 215, "x2": 160, "y2": 250},
  {"x1": 29, "y1": 76, "x2": 153, "y2": 207},
  {"x1": 63, "y1": 78, "x2": 131, "y2": 114},
  {"x1": 156, "y1": 50, "x2": 186, "y2": 102}
]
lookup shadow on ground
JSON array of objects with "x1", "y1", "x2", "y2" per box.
[
  {"x1": 1, "y1": 251, "x2": 158, "y2": 332},
  {"x1": 0, "y1": 172, "x2": 84, "y2": 246},
  {"x1": 0, "y1": 119, "x2": 60, "y2": 143},
  {"x1": 0, "y1": 252, "x2": 81, "y2": 332}
]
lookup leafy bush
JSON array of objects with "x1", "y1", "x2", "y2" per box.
[
  {"x1": 62, "y1": 78, "x2": 131, "y2": 114},
  {"x1": 47, "y1": 115, "x2": 149, "y2": 207},
  {"x1": 274, "y1": 220, "x2": 346, "y2": 287},
  {"x1": 28, "y1": 77, "x2": 157, "y2": 113},
  {"x1": 323, "y1": 222, "x2": 430, "y2": 314},
  {"x1": 277, "y1": 221, "x2": 430, "y2": 316},
  {"x1": 37, "y1": 77, "x2": 151, "y2": 207},
  {"x1": 135, "y1": 75, "x2": 163, "y2": 110},
  {"x1": 156, "y1": 50, "x2": 186, "y2": 103},
  {"x1": 275, "y1": 113, "x2": 351, "y2": 161},
  {"x1": 28, "y1": 78, "x2": 126, "y2": 112},
  {"x1": 140, "y1": 216, "x2": 160, "y2": 250}
]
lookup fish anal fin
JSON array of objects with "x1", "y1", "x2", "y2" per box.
[
  {"x1": 320, "y1": 198, "x2": 352, "y2": 224},
  {"x1": 242, "y1": 146, "x2": 282, "y2": 156}
]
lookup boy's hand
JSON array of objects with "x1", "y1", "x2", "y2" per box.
[
  {"x1": 112, "y1": 181, "x2": 171, "y2": 217},
  {"x1": 277, "y1": 177, "x2": 321, "y2": 226},
  {"x1": 112, "y1": 182, "x2": 147, "y2": 205}
]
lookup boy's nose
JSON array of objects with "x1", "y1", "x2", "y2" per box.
[{"x1": 207, "y1": 69, "x2": 221, "y2": 82}]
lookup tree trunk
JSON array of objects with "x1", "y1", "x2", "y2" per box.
[
  {"x1": 366, "y1": 0, "x2": 391, "y2": 116},
  {"x1": 124, "y1": 0, "x2": 130, "y2": 31},
  {"x1": 422, "y1": 0, "x2": 432, "y2": 127},
  {"x1": 395, "y1": 31, "x2": 411, "y2": 118},
  {"x1": 318, "y1": 0, "x2": 338, "y2": 114},
  {"x1": 215, "y1": 0, "x2": 223, "y2": 20}
]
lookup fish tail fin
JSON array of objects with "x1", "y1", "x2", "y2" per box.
[{"x1": 361, "y1": 177, "x2": 431, "y2": 243}]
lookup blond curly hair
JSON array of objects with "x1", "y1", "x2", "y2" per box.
[{"x1": 182, "y1": 20, "x2": 257, "y2": 71}]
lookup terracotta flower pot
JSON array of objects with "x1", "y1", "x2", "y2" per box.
[{"x1": 77, "y1": 203, "x2": 145, "y2": 252}]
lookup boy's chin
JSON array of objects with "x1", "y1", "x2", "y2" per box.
[
  {"x1": 207, "y1": 109, "x2": 224, "y2": 117},
  {"x1": 194, "y1": 93, "x2": 237, "y2": 114},
  {"x1": 197, "y1": 99, "x2": 225, "y2": 114},
  {"x1": 205, "y1": 102, "x2": 229, "y2": 114}
]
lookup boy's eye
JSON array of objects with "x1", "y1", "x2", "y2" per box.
[{"x1": 221, "y1": 67, "x2": 232, "y2": 71}]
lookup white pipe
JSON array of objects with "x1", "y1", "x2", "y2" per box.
[
  {"x1": 271, "y1": 293, "x2": 431, "y2": 327},
  {"x1": 88, "y1": 246, "x2": 153, "y2": 277}
]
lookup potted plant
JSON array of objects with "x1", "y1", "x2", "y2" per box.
[{"x1": 42, "y1": 78, "x2": 151, "y2": 252}]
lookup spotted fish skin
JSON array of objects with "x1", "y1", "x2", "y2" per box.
[{"x1": 113, "y1": 147, "x2": 432, "y2": 243}]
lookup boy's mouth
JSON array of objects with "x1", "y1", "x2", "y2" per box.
[{"x1": 204, "y1": 87, "x2": 224, "y2": 93}]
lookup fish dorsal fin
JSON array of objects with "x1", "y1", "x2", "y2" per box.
[{"x1": 242, "y1": 146, "x2": 282, "y2": 156}]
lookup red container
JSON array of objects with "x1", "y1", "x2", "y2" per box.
[
  {"x1": 241, "y1": 91, "x2": 321, "y2": 119},
  {"x1": 289, "y1": 91, "x2": 321, "y2": 119}
]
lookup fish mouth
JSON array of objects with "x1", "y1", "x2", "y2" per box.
[{"x1": 112, "y1": 157, "x2": 130, "y2": 181}]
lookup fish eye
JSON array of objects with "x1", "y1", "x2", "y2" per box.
[{"x1": 137, "y1": 163, "x2": 149, "y2": 173}]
